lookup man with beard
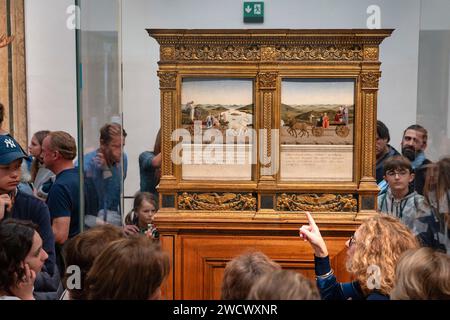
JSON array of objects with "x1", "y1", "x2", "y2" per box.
[
  {"x1": 376, "y1": 121, "x2": 400, "y2": 184},
  {"x1": 81, "y1": 123, "x2": 127, "y2": 228},
  {"x1": 401, "y1": 124, "x2": 432, "y2": 195}
]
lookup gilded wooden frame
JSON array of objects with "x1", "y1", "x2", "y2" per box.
[
  {"x1": 0, "y1": 0, "x2": 27, "y2": 147},
  {"x1": 148, "y1": 29, "x2": 393, "y2": 222}
]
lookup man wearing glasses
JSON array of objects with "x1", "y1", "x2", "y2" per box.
[{"x1": 378, "y1": 156, "x2": 442, "y2": 250}]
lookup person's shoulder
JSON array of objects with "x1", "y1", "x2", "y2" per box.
[
  {"x1": 366, "y1": 292, "x2": 389, "y2": 300},
  {"x1": 15, "y1": 191, "x2": 49, "y2": 216},
  {"x1": 55, "y1": 168, "x2": 79, "y2": 185},
  {"x1": 139, "y1": 151, "x2": 155, "y2": 164},
  {"x1": 16, "y1": 190, "x2": 46, "y2": 206},
  {"x1": 139, "y1": 150, "x2": 154, "y2": 159},
  {"x1": 388, "y1": 145, "x2": 400, "y2": 156},
  {"x1": 83, "y1": 149, "x2": 98, "y2": 163}
]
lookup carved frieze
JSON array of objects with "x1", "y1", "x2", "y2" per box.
[
  {"x1": 178, "y1": 192, "x2": 257, "y2": 211},
  {"x1": 161, "y1": 46, "x2": 175, "y2": 60},
  {"x1": 157, "y1": 71, "x2": 177, "y2": 89},
  {"x1": 162, "y1": 44, "x2": 364, "y2": 62},
  {"x1": 277, "y1": 45, "x2": 363, "y2": 61},
  {"x1": 258, "y1": 72, "x2": 277, "y2": 89},
  {"x1": 261, "y1": 46, "x2": 279, "y2": 61},
  {"x1": 363, "y1": 46, "x2": 379, "y2": 60},
  {"x1": 276, "y1": 193, "x2": 357, "y2": 212},
  {"x1": 360, "y1": 72, "x2": 380, "y2": 89},
  {"x1": 175, "y1": 45, "x2": 260, "y2": 61}
]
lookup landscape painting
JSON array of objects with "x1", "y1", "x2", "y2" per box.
[
  {"x1": 280, "y1": 79, "x2": 355, "y2": 145},
  {"x1": 181, "y1": 78, "x2": 254, "y2": 141}
]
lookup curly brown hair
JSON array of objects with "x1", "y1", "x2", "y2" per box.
[
  {"x1": 346, "y1": 214, "x2": 419, "y2": 296},
  {"x1": 0, "y1": 219, "x2": 38, "y2": 295}
]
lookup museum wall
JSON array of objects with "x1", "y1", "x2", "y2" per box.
[
  {"x1": 23, "y1": 0, "x2": 449, "y2": 213},
  {"x1": 25, "y1": 0, "x2": 78, "y2": 141}
]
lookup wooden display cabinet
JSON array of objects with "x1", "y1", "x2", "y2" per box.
[{"x1": 147, "y1": 29, "x2": 392, "y2": 299}]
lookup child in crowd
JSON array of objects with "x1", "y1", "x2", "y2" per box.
[
  {"x1": 28, "y1": 130, "x2": 54, "y2": 200},
  {"x1": 123, "y1": 192, "x2": 159, "y2": 239},
  {"x1": 377, "y1": 156, "x2": 441, "y2": 248}
]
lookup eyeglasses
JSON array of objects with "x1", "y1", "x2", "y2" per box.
[
  {"x1": 385, "y1": 170, "x2": 409, "y2": 177},
  {"x1": 348, "y1": 234, "x2": 356, "y2": 247}
]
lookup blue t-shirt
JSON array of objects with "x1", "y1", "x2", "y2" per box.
[
  {"x1": 139, "y1": 151, "x2": 159, "y2": 195},
  {"x1": 81, "y1": 149, "x2": 128, "y2": 215},
  {"x1": 9, "y1": 190, "x2": 56, "y2": 275},
  {"x1": 46, "y1": 168, "x2": 80, "y2": 239}
]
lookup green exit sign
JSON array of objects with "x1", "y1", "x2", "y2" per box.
[{"x1": 243, "y1": 2, "x2": 264, "y2": 23}]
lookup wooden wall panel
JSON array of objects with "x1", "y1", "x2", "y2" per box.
[
  {"x1": 161, "y1": 232, "x2": 351, "y2": 300},
  {"x1": 0, "y1": 0, "x2": 27, "y2": 146}
]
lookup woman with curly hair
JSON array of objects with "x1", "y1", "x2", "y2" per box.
[
  {"x1": 299, "y1": 212, "x2": 419, "y2": 300},
  {"x1": 0, "y1": 219, "x2": 48, "y2": 300}
]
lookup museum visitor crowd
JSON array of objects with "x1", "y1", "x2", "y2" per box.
[{"x1": 0, "y1": 100, "x2": 449, "y2": 300}]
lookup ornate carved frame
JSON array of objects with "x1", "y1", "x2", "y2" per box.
[
  {"x1": 0, "y1": 0, "x2": 27, "y2": 147},
  {"x1": 148, "y1": 29, "x2": 393, "y2": 223}
]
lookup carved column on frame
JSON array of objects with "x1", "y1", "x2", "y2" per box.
[
  {"x1": 0, "y1": 0, "x2": 27, "y2": 147},
  {"x1": 358, "y1": 71, "x2": 380, "y2": 215},
  {"x1": 258, "y1": 72, "x2": 278, "y2": 185},
  {"x1": 158, "y1": 71, "x2": 177, "y2": 183}
]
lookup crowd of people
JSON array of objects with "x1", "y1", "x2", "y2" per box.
[{"x1": 0, "y1": 99, "x2": 449, "y2": 300}]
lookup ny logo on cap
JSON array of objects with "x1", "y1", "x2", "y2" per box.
[{"x1": 4, "y1": 138, "x2": 16, "y2": 148}]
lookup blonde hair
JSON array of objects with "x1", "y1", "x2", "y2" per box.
[
  {"x1": 391, "y1": 247, "x2": 450, "y2": 300},
  {"x1": 346, "y1": 215, "x2": 419, "y2": 296},
  {"x1": 221, "y1": 251, "x2": 281, "y2": 300},
  {"x1": 247, "y1": 270, "x2": 320, "y2": 300}
]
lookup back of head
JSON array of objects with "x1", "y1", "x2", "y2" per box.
[
  {"x1": 86, "y1": 235, "x2": 169, "y2": 300},
  {"x1": 0, "y1": 219, "x2": 37, "y2": 293},
  {"x1": 63, "y1": 224, "x2": 125, "y2": 299},
  {"x1": 391, "y1": 247, "x2": 450, "y2": 300},
  {"x1": 377, "y1": 120, "x2": 390, "y2": 142},
  {"x1": 347, "y1": 214, "x2": 419, "y2": 296},
  {"x1": 221, "y1": 251, "x2": 281, "y2": 300},
  {"x1": 247, "y1": 270, "x2": 320, "y2": 300},
  {"x1": 48, "y1": 131, "x2": 77, "y2": 160}
]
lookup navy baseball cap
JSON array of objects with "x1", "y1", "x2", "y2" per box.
[{"x1": 0, "y1": 134, "x2": 28, "y2": 165}]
